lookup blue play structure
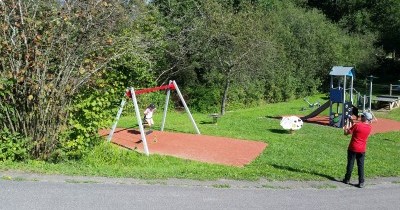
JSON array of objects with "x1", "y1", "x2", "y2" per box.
[
  {"x1": 329, "y1": 66, "x2": 355, "y2": 127},
  {"x1": 301, "y1": 66, "x2": 374, "y2": 127}
]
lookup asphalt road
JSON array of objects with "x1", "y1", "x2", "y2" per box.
[{"x1": 1, "y1": 173, "x2": 399, "y2": 210}]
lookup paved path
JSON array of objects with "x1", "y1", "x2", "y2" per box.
[{"x1": 1, "y1": 172, "x2": 399, "y2": 209}]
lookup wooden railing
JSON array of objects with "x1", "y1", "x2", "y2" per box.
[{"x1": 389, "y1": 84, "x2": 400, "y2": 96}]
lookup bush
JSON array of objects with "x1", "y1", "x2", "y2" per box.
[
  {"x1": 185, "y1": 85, "x2": 221, "y2": 113},
  {"x1": 59, "y1": 91, "x2": 116, "y2": 160},
  {"x1": 0, "y1": 1, "x2": 138, "y2": 160},
  {"x1": 0, "y1": 128, "x2": 31, "y2": 161}
]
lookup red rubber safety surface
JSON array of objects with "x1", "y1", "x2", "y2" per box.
[
  {"x1": 304, "y1": 116, "x2": 400, "y2": 134},
  {"x1": 99, "y1": 129, "x2": 268, "y2": 167}
]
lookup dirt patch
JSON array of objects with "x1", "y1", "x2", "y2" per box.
[
  {"x1": 304, "y1": 116, "x2": 400, "y2": 134},
  {"x1": 99, "y1": 129, "x2": 268, "y2": 167}
]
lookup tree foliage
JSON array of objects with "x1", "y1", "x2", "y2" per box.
[
  {"x1": 307, "y1": 0, "x2": 400, "y2": 57},
  {"x1": 371, "y1": 0, "x2": 400, "y2": 54},
  {"x1": 192, "y1": 1, "x2": 274, "y2": 114},
  {"x1": 151, "y1": 0, "x2": 378, "y2": 110},
  {"x1": 0, "y1": 0, "x2": 139, "y2": 159}
]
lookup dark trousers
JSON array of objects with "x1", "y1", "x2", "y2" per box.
[{"x1": 345, "y1": 150, "x2": 365, "y2": 184}]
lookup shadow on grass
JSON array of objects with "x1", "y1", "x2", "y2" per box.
[
  {"x1": 199, "y1": 120, "x2": 216, "y2": 125},
  {"x1": 268, "y1": 129, "x2": 290, "y2": 134},
  {"x1": 265, "y1": 115, "x2": 282, "y2": 119},
  {"x1": 383, "y1": 138, "x2": 397, "y2": 142},
  {"x1": 321, "y1": 95, "x2": 329, "y2": 100},
  {"x1": 270, "y1": 164, "x2": 338, "y2": 181}
]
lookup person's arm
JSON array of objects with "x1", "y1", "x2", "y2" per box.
[
  {"x1": 343, "y1": 124, "x2": 355, "y2": 135},
  {"x1": 343, "y1": 127, "x2": 350, "y2": 135}
]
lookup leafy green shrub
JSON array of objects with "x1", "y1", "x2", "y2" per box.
[
  {"x1": 0, "y1": 0, "x2": 139, "y2": 160},
  {"x1": 185, "y1": 85, "x2": 220, "y2": 113},
  {"x1": 58, "y1": 52, "x2": 157, "y2": 160},
  {"x1": 226, "y1": 81, "x2": 266, "y2": 109},
  {"x1": 59, "y1": 92, "x2": 115, "y2": 160},
  {"x1": 0, "y1": 128, "x2": 31, "y2": 161}
]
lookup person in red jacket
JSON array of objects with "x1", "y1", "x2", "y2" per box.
[{"x1": 342, "y1": 112, "x2": 372, "y2": 188}]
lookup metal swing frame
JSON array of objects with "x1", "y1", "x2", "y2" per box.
[{"x1": 107, "y1": 80, "x2": 200, "y2": 156}]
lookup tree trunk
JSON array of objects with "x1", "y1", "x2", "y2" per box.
[{"x1": 220, "y1": 68, "x2": 232, "y2": 115}]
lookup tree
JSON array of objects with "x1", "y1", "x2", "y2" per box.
[
  {"x1": 371, "y1": 0, "x2": 400, "y2": 57},
  {"x1": 197, "y1": 2, "x2": 274, "y2": 114},
  {"x1": 0, "y1": 0, "x2": 140, "y2": 158},
  {"x1": 151, "y1": 0, "x2": 379, "y2": 111},
  {"x1": 259, "y1": 0, "x2": 378, "y2": 94},
  {"x1": 153, "y1": 0, "x2": 275, "y2": 114},
  {"x1": 306, "y1": 0, "x2": 400, "y2": 58}
]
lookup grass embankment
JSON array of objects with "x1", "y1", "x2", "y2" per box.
[{"x1": 1, "y1": 95, "x2": 399, "y2": 181}]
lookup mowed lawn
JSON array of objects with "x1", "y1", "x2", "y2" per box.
[{"x1": 1, "y1": 95, "x2": 399, "y2": 181}]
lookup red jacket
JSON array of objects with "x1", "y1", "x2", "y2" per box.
[{"x1": 348, "y1": 123, "x2": 372, "y2": 153}]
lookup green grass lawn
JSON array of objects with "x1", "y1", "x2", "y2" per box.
[{"x1": 1, "y1": 94, "x2": 399, "y2": 181}]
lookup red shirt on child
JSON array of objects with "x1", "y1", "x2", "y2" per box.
[{"x1": 347, "y1": 123, "x2": 372, "y2": 153}]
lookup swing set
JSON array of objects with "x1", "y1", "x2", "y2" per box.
[{"x1": 107, "y1": 80, "x2": 200, "y2": 156}]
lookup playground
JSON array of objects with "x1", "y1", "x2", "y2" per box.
[
  {"x1": 300, "y1": 66, "x2": 400, "y2": 128},
  {"x1": 105, "y1": 80, "x2": 268, "y2": 167},
  {"x1": 103, "y1": 70, "x2": 400, "y2": 170}
]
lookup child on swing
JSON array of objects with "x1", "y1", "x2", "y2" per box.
[{"x1": 143, "y1": 103, "x2": 156, "y2": 129}]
